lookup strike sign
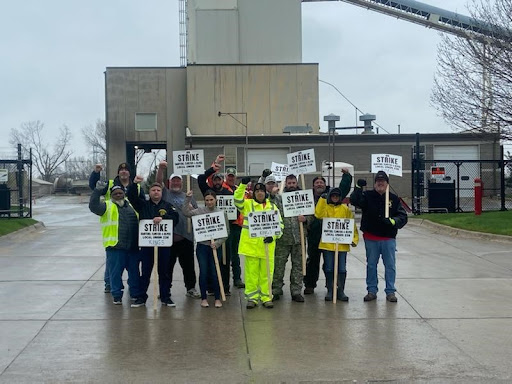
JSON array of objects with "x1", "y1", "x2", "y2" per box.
[
  {"x1": 371, "y1": 154, "x2": 402, "y2": 177},
  {"x1": 321, "y1": 218, "x2": 355, "y2": 244},
  {"x1": 191, "y1": 211, "x2": 228, "y2": 242},
  {"x1": 271, "y1": 162, "x2": 290, "y2": 182},
  {"x1": 216, "y1": 195, "x2": 237, "y2": 220},
  {"x1": 287, "y1": 149, "x2": 316, "y2": 175},
  {"x1": 173, "y1": 150, "x2": 205, "y2": 175},
  {"x1": 139, "y1": 220, "x2": 173, "y2": 247},
  {"x1": 282, "y1": 189, "x2": 315, "y2": 217},
  {"x1": 248, "y1": 210, "x2": 282, "y2": 238}
]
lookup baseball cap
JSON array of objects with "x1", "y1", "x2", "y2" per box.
[
  {"x1": 225, "y1": 167, "x2": 236, "y2": 176},
  {"x1": 117, "y1": 162, "x2": 131, "y2": 173},
  {"x1": 212, "y1": 173, "x2": 223, "y2": 180},
  {"x1": 149, "y1": 182, "x2": 163, "y2": 189},
  {"x1": 264, "y1": 175, "x2": 277, "y2": 184},
  {"x1": 375, "y1": 171, "x2": 389, "y2": 183},
  {"x1": 169, "y1": 174, "x2": 182, "y2": 180}
]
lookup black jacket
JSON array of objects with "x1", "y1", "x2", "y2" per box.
[
  {"x1": 350, "y1": 187, "x2": 407, "y2": 238},
  {"x1": 198, "y1": 167, "x2": 233, "y2": 196},
  {"x1": 127, "y1": 184, "x2": 180, "y2": 224}
]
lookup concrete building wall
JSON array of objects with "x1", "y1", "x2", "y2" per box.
[
  {"x1": 104, "y1": 67, "x2": 187, "y2": 178},
  {"x1": 187, "y1": 0, "x2": 301, "y2": 64},
  {"x1": 186, "y1": 64, "x2": 319, "y2": 137}
]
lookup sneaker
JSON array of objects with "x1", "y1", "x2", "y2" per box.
[
  {"x1": 104, "y1": 285, "x2": 111, "y2": 293},
  {"x1": 186, "y1": 288, "x2": 201, "y2": 299},
  {"x1": 292, "y1": 294, "x2": 305, "y2": 303},
  {"x1": 113, "y1": 297, "x2": 122, "y2": 305},
  {"x1": 130, "y1": 298, "x2": 146, "y2": 308},
  {"x1": 161, "y1": 297, "x2": 176, "y2": 307},
  {"x1": 304, "y1": 287, "x2": 314, "y2": 295},
  {"x1": 246, "y1": 300, "x2": 257, "y2": 309},
  {"x1": 262, "y1": 301, "x2": 274, "y2": 309},
  {"x1": 234, "y1": 280, "x2": 245, "y2": 289},
  {"x1": 364, "y1": 292, "x2": 377, "y2": 302},
  {"x1": 386, "y1": 293, "x2": 398, "y2": 302}
]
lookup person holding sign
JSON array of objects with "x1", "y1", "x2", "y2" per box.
[
  {"x1": 198, "y1": 160, "x2": 240, "y2": 295},
  {"x1": 350, "y1": 171, "x2": 408, "y2": 303},
  {"x1": 128, "y1": 180, "x2": 180, "y2": 307},
  {"x1": 234, "y1": 179, "x2": 284, "y2": 309},
  {"x1": 315, "y1": 188, "x2": 359, "y2": 301},
  {"x1": 304, "y1": 169, "x2": 353, "y2": 295},
  {"x1": 89, "y1": 184, "x2": 144, "y2": 306},
  {"x1": 272, "y1": 174, "x2": 311, "y2": 303},
  {"x1": 183, "y1": 190, "x2": 229, "y2": 308},
  {"x1": 155, "y1": 161, "x2": 201, "y2": 299}
]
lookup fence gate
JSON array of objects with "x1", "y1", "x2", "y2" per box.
[
  {"x1": 0, "y1": 144, "x2": 32, "y2": 218},
  {"x1": 411, "y1": 145, "x2": 510, "y2": 214}
]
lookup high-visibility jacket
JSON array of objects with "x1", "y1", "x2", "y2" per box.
[
  {"x1": 100, "y1": 200, "x2": 139, "y2": 248},
  {"x1": 234, "y1": 183, "x2": 284, "y2": 259},
  {"x1": 314, "y1": 196, "x2": 359, "y2": 252}
]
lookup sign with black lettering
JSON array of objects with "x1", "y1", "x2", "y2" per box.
[
  {"x1": 321, "y1": 218, "x2": 355, "y2": 244},
  {"x1": 247, "y1": 210, "x2": 281, "y2": 238},
  {"x1": 216, "y1": 195, "x2": 236, "y2": 220},
  {"x1": 191, "y1": 211, "x2": 228, "y2": 242},
  {"x1": 173, "y1": 150, "x2": 204, "y2": 175},
  {"x1": 282, "y1": 189, "x2": 315, "y2": 217},
  {"x1": 287, "y1": 149, "x2": 316, "y2": 175},
  {"x1": 139, "y1": 219, "x2": 173, "y2": 247},
  {"x1": 371, "y1": 154, "x2": 402, "y2": 176},
  {"x1": 271, "y1": 162, "x2": 290, "y2": 182}
]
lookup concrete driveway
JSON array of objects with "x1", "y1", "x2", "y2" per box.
[{"x1": 1, "y1": 195, "x2": 511, "y2": 383}]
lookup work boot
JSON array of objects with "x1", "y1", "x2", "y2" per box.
[
  {"x1": 291, "y1": 294, "x2": 305, "y2": 302},
  {"x1": 304, "y1": 287, "x2": 314, "y2": 295},
  {"x1": 337, "y1": 272, "x2": 349, "y2": 302},
  {"x1": 386, "y1": 293, "x2": 398, "y2": 302},
  {"x1": 364, "y1": 292, "x2": 377, "y2": 302},
  {"x1": 325, "y1": 272, "x2": 333, "y2": 301}
]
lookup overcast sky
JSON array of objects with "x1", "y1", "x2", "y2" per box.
[{"x1": 0, "y1": 0, "x2": 470, "y2": 158}]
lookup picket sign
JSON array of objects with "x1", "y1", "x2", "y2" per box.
[
  {"x1": 287, "y1": 149, "x2": 316, "y2": 175},
  {"x1": 173, "y1": 149, "x2": 205, "y2": 175},
  {"x1": 282, "y1": 189, "x2": 315, "y2": 275},
  {"x1": 191, "y1": 211, "x2": 229, "y2": 301}
]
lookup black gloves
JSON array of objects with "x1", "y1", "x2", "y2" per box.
[
  {"x1": 357, "y1": 179, "x2": 367, "y2": 187},
  {"x1": 241, "y1": 176, "x2": 251, "y2": 184},
  {"x1": 262, "y1": 169, "x2": 272, "y2": 178},
  {"x1": 263, "y1": 236, "x2": 273, "y2": 243},
  {"x1": 381, "y1": 218, "x2": 396, "y2": 226}
]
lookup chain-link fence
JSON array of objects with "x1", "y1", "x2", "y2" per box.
[
  {"x1": 412, "y1": 156, "x2": 511, "y2": 214},
  {"x1": 0, "y1": 144, "x2": 32, "y2": 218}
]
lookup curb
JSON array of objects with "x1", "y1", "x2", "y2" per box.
[
  {"x1": 408, "y1": 219, "x2": 512, "y2": 244},
  {"x1": 1, "y1": 222, "x2": 46, "y2": 240}
]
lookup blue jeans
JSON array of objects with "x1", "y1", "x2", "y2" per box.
[
  {"x1": 106, "y1": 248, "x2": 143, "y2": 299},
  {"x1": 322, "y1": 250, "x2": 347, "y2": 274},
  {"x1": 104, "y1": 251, "x2": 110, "y2": 287},
  {"x1": 364, "y1": 238, "x2": 396, "y2": 295},
  {"x1": 196, "y1": 243, "x2": 221, "y2": 300}
]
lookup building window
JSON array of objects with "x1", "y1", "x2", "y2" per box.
[{"x1": 135, "y1": 113, "x2": 157, "y2": 131}]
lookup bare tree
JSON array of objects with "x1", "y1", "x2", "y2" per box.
[
  {"x1": 10, "y1": 121, "x2": 73, "y2": 181},
  {"x1": 82, "y1": 119, "x2": 106, "y2": 164},
  {"x1": 431, "y1": 0, "x2": 512, "y2": 140}
]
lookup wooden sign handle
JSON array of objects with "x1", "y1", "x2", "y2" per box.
[
  {"x1": 153, "y1": 246, "x2": 159, "y2": 312},
  {"x1": 300, "y1": 221, "x2": 306, "y2": 276},
  {"x1": 212, "y1": 239, "x2": 226, "y2": 301},
  {"x1": 333, "y1": 245, "x2": 339, "y2": 304}
]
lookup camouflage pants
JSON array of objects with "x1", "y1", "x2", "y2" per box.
[{"x1": 272, "y1": 242, "x2": 303, "y2": 296}]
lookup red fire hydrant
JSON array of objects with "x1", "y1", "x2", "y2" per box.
[{"x1": 474, "y1": 178, "x2": 482, "y2": 215}]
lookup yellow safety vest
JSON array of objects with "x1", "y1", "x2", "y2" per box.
[{"x1": 100, "y1": 200, "x2": 138, "y2": 248}]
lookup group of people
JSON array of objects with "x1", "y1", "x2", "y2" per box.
[{"x1": 88, "y1": 155, "x2": 408, "y2": 310}]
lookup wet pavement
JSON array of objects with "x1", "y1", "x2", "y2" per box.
[{"x1": 1, "y1": 195, "x2": 512, "y2": 383}]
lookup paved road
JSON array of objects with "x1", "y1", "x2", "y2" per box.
[{"x1": 1, "y1": 195, "x2": 511, "y2": 383}]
